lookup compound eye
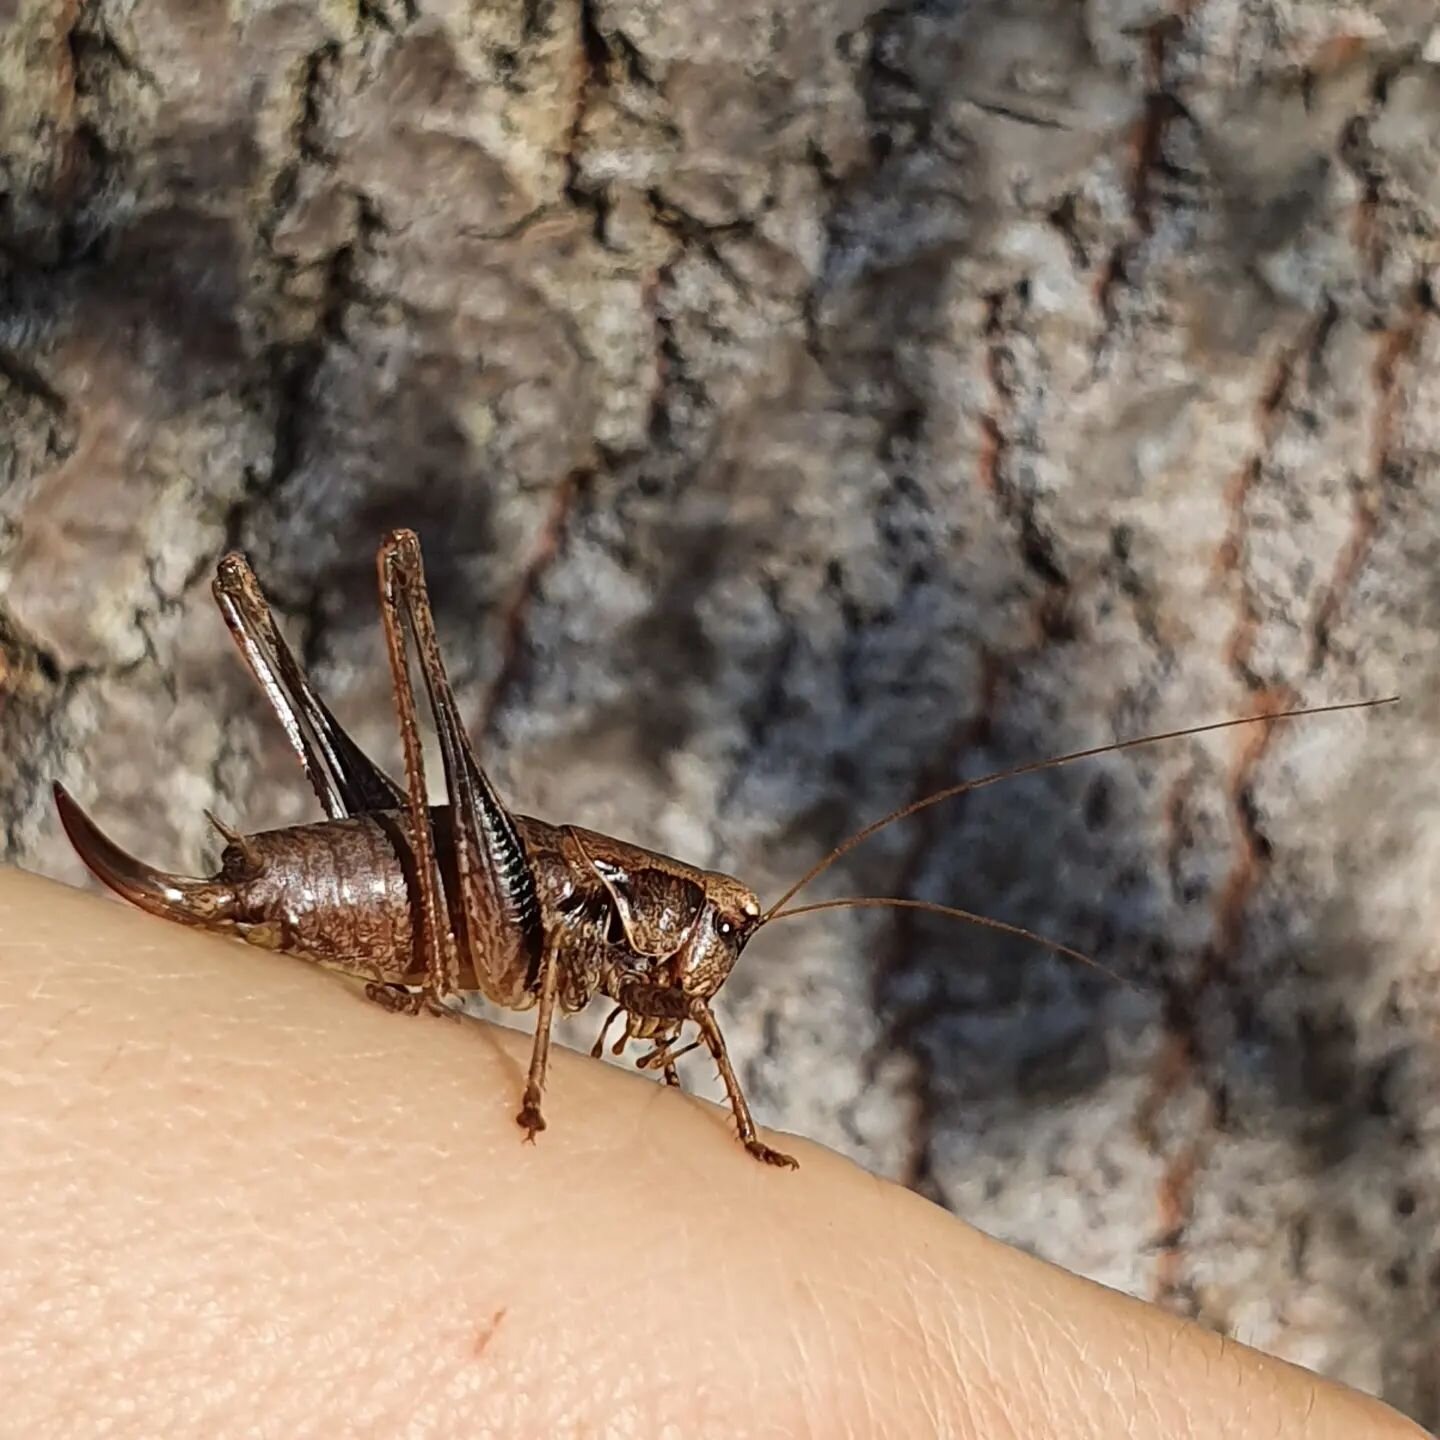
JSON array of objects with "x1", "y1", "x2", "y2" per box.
[{"x1": 715, "y1": 914, "x2": 735, "y2": 937}]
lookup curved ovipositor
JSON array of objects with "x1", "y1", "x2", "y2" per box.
[{"x1": 53, "y1": 782, "x2": 239, "y2": 929}]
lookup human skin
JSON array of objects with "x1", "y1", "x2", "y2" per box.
[{"x1": 0, "y1": 866, "x2": 1425, "y2": 1439}]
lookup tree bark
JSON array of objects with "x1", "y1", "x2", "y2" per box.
[{"x1": 3, "y1": 0, "x2": 1438, "y2": 1422}]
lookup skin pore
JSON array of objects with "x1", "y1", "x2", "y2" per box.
[{"x1": 0, "y1": 866, "x2": 1424, "y2": 1439}]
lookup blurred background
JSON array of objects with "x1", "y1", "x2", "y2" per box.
[{"x1": 3, "y1": 0, "x2": 1439, "y2": 1423}]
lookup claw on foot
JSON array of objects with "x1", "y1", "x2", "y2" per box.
[
  {"x1": 516, "y1": 1100, "x2": 547, "y2": 1144},
  {"x1": 745, "y1": 1140, "x2": 799, "y2": 1169},
  {"x1": 364, "y1": 983, "x2": 423, "y2": 1015}
]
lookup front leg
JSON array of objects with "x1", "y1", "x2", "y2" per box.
[
  {"x1": 620, "y1": 985, "x2": 798, "y2": 1169},
  {"x1": 690, "y1": 1001, "x2": 798, "y2": 1169}
]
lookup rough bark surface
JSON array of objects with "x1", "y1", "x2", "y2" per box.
[{"x1": 3, "y1": 0, "x2": 1439, "y2": 1420}]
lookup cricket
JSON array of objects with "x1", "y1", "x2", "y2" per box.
[{"x1": 53, "y1": 528, "x2": 1396, "y2": 1168}]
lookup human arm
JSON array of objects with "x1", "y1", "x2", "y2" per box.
[{"x1": 0, "y1": 866, "x2": 1423, "y2": 1438}]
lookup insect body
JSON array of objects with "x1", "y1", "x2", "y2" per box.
[
  {"x1": 55, "y1": 533, "x2": 795, "y2": 1162},
  {"x1": 53, "y1": 530, "x2": 1396, "y2": 1168}
]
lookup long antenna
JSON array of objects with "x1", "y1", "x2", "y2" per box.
[
  {"x1": 764, "y1": 896, "x2": 1130, "y2": 987},
  {"x1": 762, "y1": 696, "x2": 1398, "y2": 922}
]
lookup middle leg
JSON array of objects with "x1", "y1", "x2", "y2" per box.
[{"x1": 637, "y1": 1036, "x2": 700, "y2": 1087}]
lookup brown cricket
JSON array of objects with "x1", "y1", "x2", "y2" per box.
[{"x1": 53, "y1": 529, "x2": 1396, "y2": 1168}]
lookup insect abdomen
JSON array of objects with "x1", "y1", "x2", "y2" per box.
[{"x1": 228, "y1": 815, "x2": 422, "y2": 979}]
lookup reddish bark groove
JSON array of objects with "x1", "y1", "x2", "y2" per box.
[{"x1": 476, "y1": 467, "x2": 586, "y2": 742}]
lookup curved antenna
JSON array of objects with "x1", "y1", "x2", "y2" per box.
[
  {"x1": 762, "y1": 696, "x2": 1398, "y2": 922},
  {"x1": 764, "y1": 896, "x2": 1131, "y2": 988}
]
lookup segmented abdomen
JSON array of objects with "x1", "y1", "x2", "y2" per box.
[
  {"x1": 230, "y1": 815, "x2": 421, "y2": 981},
  {"x1": 224, "y1": 809, "x2": 591, "y2": 992}
]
